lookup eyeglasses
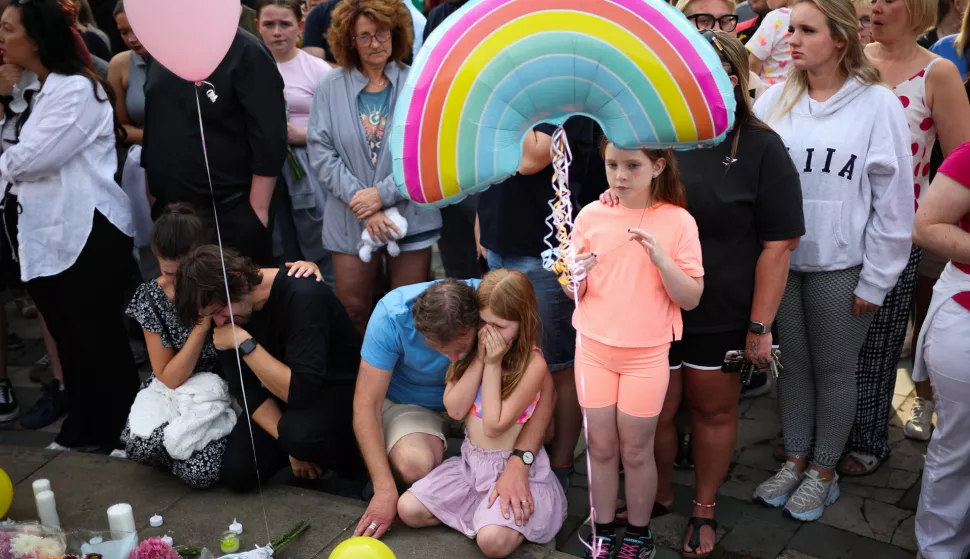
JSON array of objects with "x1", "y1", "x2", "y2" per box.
[
  {"x1": 688, "y1": 13, "x2": 739, "y2": 32},
  {"x1": 352, "y1": 29, "x2": 392, "y2": 47},
  {"x1": 858, "y1": 15, "x2": 872, "y2": 28}
]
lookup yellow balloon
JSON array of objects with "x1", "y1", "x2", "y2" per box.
[
  {"x1": 0, "y1": 468, "x2": 12, "y2": 519},
  {"x1": 328, "y1": 537, "x2": 396, "y2": 559}
]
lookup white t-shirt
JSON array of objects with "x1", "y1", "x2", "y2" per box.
[{"x1": 747, "y1": 7, "x2": 792, "y2": 87}]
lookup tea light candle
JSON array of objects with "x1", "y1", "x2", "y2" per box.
[
  {"x1": 149, "y1": 514, "x2": 163, "y2": 527},
  {"x1": 32, "y1": 479, "x2": 51, "y2": 497},
  {"x1": 220, "y1": 531, "x2": 240, "y2": 554},
  {"x1": 35, "y1": 490, "x2": 60, "y2": 528},
  {"x1": 229, "y1": 519, "x2": 243, "y2": 535},
  {"x1": 161, "y1": 535, "x2": 173, "y2": 546},
  {"x1": 107, "y1": 503, "x2": 137, "y2": 540}
]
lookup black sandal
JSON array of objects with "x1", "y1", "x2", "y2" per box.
[{"x1": 682, "y1": 502, "x2": 718, "y2": 559}]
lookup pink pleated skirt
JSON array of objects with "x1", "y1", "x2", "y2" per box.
[{"x1": 407, "y1": 437, "x2": 567, "y2": 544}]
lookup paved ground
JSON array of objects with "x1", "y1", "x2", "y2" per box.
[{"x1": 0, "y1": 292, "x2": 928, "y2": 559}]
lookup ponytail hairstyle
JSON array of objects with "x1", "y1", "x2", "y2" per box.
[
  {"x1": 598, "y1": 136, "x2": 687, "y2": 208},
  {"x1": 702, "y1": 30, "x2": 780, "y2": 172},
  {"x1": 446, "y1": 269, "x2": 540, "y2": 400},
  {"x1": 766, "y1": 0, "x2": 882, "y2": 121}
]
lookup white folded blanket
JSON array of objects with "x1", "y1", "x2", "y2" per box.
[{"x1": 128, "y1": 373, "x2": 237, "y2": 460}]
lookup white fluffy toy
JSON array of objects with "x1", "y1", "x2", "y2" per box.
[{"x1": 359, "y1": 206, "x2": 408, "y2": 263}]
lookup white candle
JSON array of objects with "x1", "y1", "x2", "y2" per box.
[
  {"x1": 35, "y1": 490, "x2": 60, "y2": 528},
  {"x1": 107, "y1": 503, "x2": 137, "y2": 540},
  {"x1": 31, "y1": 479, "x2": 51, "y2": 497}
]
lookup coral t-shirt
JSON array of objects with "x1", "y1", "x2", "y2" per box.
[{"x1": 571, "y1": 201, "x2": 704, "y2": 347}]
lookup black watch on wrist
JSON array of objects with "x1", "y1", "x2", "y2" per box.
[
  {"x1": 237, "y1": 338, "x2": 258, "y2": 357},
  {"x1": 749, "y1": 320, "x2": 771, "y2": 335},
  {"x1": 511, "y1": 449, "x2": 535, "y2": 467}
]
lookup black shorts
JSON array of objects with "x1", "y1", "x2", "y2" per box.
[
  {"x1": 669, "y1": 325, "x2": 781, "y2": 370},
  {"x1": 668, "y1": 329, "x2": 748, "y2": 370}
]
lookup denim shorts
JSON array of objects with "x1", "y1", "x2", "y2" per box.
[{"x1": 487, "y1": 251, "x2": 576, "y2": 372}]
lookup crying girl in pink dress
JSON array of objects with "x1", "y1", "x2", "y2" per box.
[{"x1": 397, "y1": 269, "x2": 567, "y2": 559}]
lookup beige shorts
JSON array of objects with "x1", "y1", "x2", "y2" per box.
[{"x1": 381, "y1": 399, "x2": 457, "y2": 454}]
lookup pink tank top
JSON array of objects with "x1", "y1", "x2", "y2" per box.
[{"x1": 895, "y1": 59, "x2": 940, "y2": 212}]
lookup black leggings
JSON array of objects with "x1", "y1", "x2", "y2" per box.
[{"x1": 220, "y1": 384, "x2": 364, "y2": 492}]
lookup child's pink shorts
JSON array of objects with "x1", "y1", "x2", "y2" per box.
[{"x1": 575, "y1": 335, "x2": 671, "y2": 418}]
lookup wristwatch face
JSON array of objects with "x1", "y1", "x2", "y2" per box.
[
  {"x1": 521, "y1": 451, "x2": 535, "y2": 465},
  {"x1": 749, "y1": 321, "x2": 767, "y2": 334},
  {"x1": 239, "y1": 338, "x2": 257, "y2": 355}
]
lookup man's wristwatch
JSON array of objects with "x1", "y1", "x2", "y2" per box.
[
  {"x1": 238, "y1": 338, "x2": 258, "y2": 357},
  {"x1": 511, "y1": 449, "x2": 535, "y2": 467},
  {"x1": 749, "y1": 320, "x2": 771, "y2": 335}
]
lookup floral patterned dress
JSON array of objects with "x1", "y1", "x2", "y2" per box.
[{"x1": 121, "y1": 280, "x2": 226, "y2": 489}]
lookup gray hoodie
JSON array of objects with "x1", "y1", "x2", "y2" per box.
[
  {"x1": 307, "y1": 63, "x2": 441, "y2": 255},
  {"x1": 754, "y1": 77, "x2": 914, "y2": 306}
]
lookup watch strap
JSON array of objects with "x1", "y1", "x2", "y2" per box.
[{"x1": 238, "y1": 338, "x2": 257, "y2": 357}]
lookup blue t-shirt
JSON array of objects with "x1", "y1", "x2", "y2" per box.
[
  {"x1": 361, "y1": 279, "x2": 482, "y2": 411},
  {"x1": 930, "y1": 35, "x2": 969, "y2": 80}
]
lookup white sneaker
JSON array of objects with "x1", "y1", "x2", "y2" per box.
[
  {"x1": 109, "y1": 449, "x2": 128, "y2": 459},
  {"x1": 904, "y1": 397, "x2": 934, "y2": 441},
  {"x1": 753, "y1": 461, "x2": 805, "y2": 508}
]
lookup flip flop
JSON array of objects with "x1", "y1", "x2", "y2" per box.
[
  {"x1": 837, "y1": 451, "x2": 883, "y2": 477},
  {"x1": 682, "y1": 516, "x2": 718, "y2": 558}
]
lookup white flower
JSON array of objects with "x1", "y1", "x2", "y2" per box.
[
  {"x1": 36, "y1": 537, "x2": 64, "y2": 558},
  {"x1": 11, "y1": 533, "x2": 42, "y2": 557}
]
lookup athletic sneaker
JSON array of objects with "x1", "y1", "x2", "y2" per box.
[
  {"x1": 584, "y1": 533, "x2": 617, "y2": 559},
  {"x1": 904, "y1": 396, "x2": 934, "y2": 441},
  {"x1": 19, "y1": 380, "x2": 66, "y2": 430},
  {"x1": 753, "y1": 461, "x2": 804, "y2": 508},
  {"x1": 783, "y1": 470, "x2": 840, "y2": 521},
  {"x1": 616, "y1": 527, "x2": 656, "y2": 559},
  {"x1": 0, "y1": 379, "x2": 19, "y2": 422}
]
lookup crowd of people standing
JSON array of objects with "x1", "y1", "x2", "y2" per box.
[{"x1": 0, "y1": 0, "x2": 968, "y2": 558}]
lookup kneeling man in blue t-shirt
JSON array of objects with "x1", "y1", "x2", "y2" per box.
[{"x1": 352, "y1": 278, "x2": 555, "y2": 539}]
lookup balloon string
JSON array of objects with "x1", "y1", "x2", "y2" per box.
[
  {"x1": 194, "y1": 84, "x2": 271, "y2": 544},
  {"x1": 540, "y1": 127, "x2": 599, "y2": 556}
]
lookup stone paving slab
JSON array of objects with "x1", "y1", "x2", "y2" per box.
[
  {"x1": 0, "y1": 444, "x2": 56, "y2": 484},
  {"x1": 139, "y1": 486, "x2": 363, "y2": 559},
  {"x1": 317, "y1": 524, "x2": 568, "y2": 559},
  {"x1": 8, "y1": 451, "x2": 191, "y2": 530}
]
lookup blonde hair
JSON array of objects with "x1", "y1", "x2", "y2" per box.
[
  {"x1": 446, "y1": 270, "x2": 540, "y2": 400},
  {"x1": 677, "y1": 0, "x2": 738, "y2": 13},
  {"x1": 767, "y1": 0, "x2": 882, "y2": 121},
  {"x1": 902, "y1": 0, "x2": 939, "y2": 34},
  {"x1": 956, "y1": 2, "x2": 970, "y2": 56}
]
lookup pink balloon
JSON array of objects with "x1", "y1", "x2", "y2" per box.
[{"x1": 124, "y1": 0, "x2": 240, "y2": 82}]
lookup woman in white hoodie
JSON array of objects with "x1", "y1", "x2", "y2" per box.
[{"x1": 751, "y1": 0, "x2": 914, "y2": 521}]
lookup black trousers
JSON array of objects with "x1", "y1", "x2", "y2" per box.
[
  {"x1": 438, "y1": 194, "x2": 484, "y2": 279},
  {"x1": 153, "y1": 194, "x2": 276, "y2": 267},
  {"x1": 220, "y1": 384, "x2": 364, "y2": 492},
  {"x1": 19, "y1": 209, "x2": 140, "y2": 448}
]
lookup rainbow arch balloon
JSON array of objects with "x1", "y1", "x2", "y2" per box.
[{"x1": 390, "y1": 0, "x2": 736, "y2": 208}]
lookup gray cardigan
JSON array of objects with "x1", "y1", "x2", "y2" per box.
[{"x1": 307, "y1": 63, "x2": 441, "y2": 255}]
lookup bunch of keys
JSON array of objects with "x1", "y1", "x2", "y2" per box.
[{"x1": 724, "y1": 349, "x2": 784, "y2": 386}]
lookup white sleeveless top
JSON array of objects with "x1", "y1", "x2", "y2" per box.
[{"x1": 894, "y1": 58, "x2": 940, "y2": 212}]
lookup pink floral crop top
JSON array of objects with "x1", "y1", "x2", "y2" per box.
[{"x1": 470, "y1": 388, "x2": 540, "y2": 425}]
